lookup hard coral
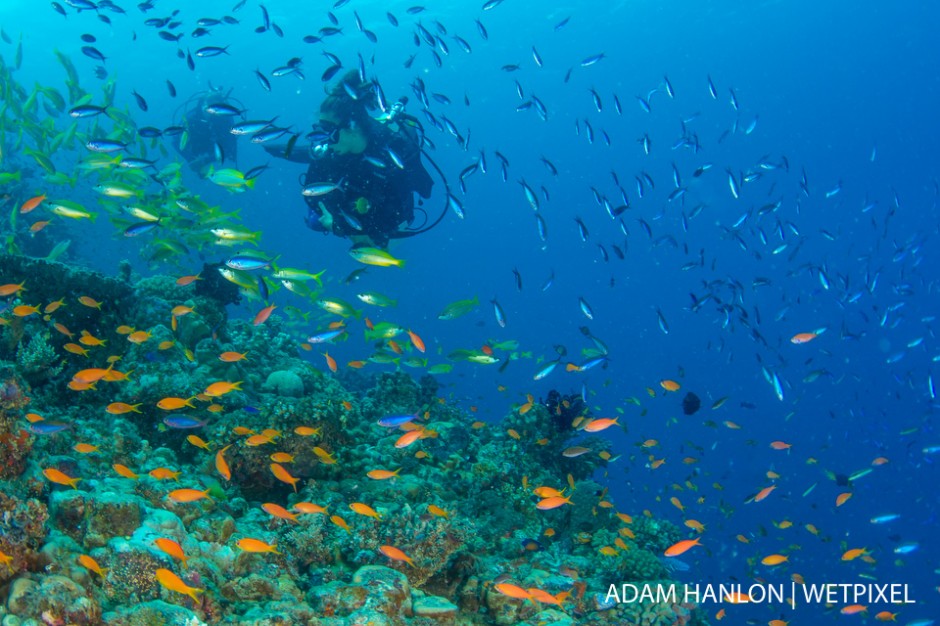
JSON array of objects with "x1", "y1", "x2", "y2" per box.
[
  {"x1": 15, "y1": 331, "x2": 63, "y2": 385},
  {"x1": 0, "y1": 426, "x2": 33, "y2": 479},
  {"x1": 6, "y1": 574, "x2": 102, "y2": 624},
  {"x1": 0, "y1": 492, "x2": 49, "y2": 583}
]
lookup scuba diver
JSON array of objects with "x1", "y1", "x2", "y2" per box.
[
  {"x1": 176, "y1": 87, "x2": 239, "y2": 176},
  {"x1": 264, "y1": 70, "x2": 434, "y2": 248}
]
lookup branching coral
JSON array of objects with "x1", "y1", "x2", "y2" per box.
[{"x1": 15, "y1": 330, "x2": 63, "y2": 385}]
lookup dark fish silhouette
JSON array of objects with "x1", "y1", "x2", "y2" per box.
[{"x1": 682, "y1": 392, "x2": 701, "y2": 416}]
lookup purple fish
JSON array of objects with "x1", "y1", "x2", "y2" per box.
[
  {"x1": 377, "y1": 414, "x2": 416, "y2": 428},
  {"x1": 163, "y1": 415, "x2": 206, "y2": 429}
]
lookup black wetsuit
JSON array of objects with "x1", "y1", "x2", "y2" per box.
[{"x1": 270, "y1": 117, "x2": 433, "y2": 247}]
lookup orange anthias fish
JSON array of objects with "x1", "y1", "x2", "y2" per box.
[
  {"x1": 156, "y1": 568, "x2": 203, "y2": 604},
  {"x1": 0, "y1": 549, "x2": 13, "y2": 572},
  {"x1": 78, "y1": 331, "x2": 106, "y2": 346},
  {"x1": 30, "y1": 220, "x2": 50, "y2": 233},
  {"x1": 245, "y1": 434, "x2": 274, "y2": 447},
  {"x1": 349, "y1": 502, "x2": 382, "y2": 519},
  {"x1": 323, "y1": 352, "x2": 338, "y2": 373},
  {"x1": 494, "y1": 583, "x2": 532, "y2": 600},
  {"x1": 0, "y1": 282, "x2": 26, "y2": 296},
  {"x1": 842, "y1": 548, "x2": 867, "y2": 561},
  {"x1": 19, "y1": 194, "x2": 46, "y2": 214},
  {"x1": 43, "y1": 467, "x2": 80, "y2": 489},
  {"x1": 270, "y1": 463, "x2": 299, "y2": 492},
  {"x1": 44, "y1": 298, "x2": 65, "y2": 314},
  {"x1": 113, "y1": 464, "x2": 139, "y2": 480},
  {"x1": 379, "y1": 545, "x2": 414, "y2": 567},
  {"x1": 294, "y1": 502, "x2": 329, "y2": 515},
  {"x1": 167, "y1": 489, "x2": 211, "y2": 504},
  {"x1": 127, "y1": 330, "x2": 151, "y2": 344},
  {"x1": 215, "y1": 445, "x2": 232, "y2": 481},
  {"x1": 149, "y1": 467, "x2": 181, "y2": 481},
  {"x1": 583, "y1": 417, "x2": 619, "y2": 433},
  {"x1": 77, "y1": 296, "x2": 102, "y2": 309},
  {"x1": 253, "y1": 304, "x2": 276, "y2": 326},
  {"x1": 176, "y1": 274, "x2": 202, "y2": 286},
  {"x1": 106, "y1": 402, "x2": 142, "y2": 415},
  {"x1": 769, "y1": 441, "x2": 792, "y2": 450},
  {"x1": 790, "y1": 332, "x2": 818, "y2": 344},
  {"x1": 407, "y1": 329, "x2": 426, "y2": 353},
  {"x1": 367, "y1": 468, "x2": 401, "y2": 480},
  {"x1": 157, "y1": 397, "x2": 195, "y2": 410},
  {"x1": 394, "y1": 429, "x2": 423, "y2": 449},
  {"x1": 154, "y1": 538, "x2": 188, "y2": 568},
  {"x1": 659, "y1": 379, "x2": 681, "y2": 392},
  {"x1": 237, "y1": 538, "x2": 280, "y2": 554},
  {"x1": 78, "y1": 554, "x2": 106, "y2": 578},
  {"x1": 536, "y1": 496, "x2": 572, "y2": 511},
  {"x1": 761, "y1": 554, "x2": 789, "y2": 566},
  {"x1": 13, "y1": 304, "x2": 41, "y2": 317},
  {"x1": 752, "y1": 485, "x2": 777, "y2": 502},
  {"x1": 427, "y1": 504, "x2": 449, "y2": 518},
  {"x1": 664, "y1": 537, "x2": 702, "y2": 557},
  {"x1": 72, "y1": 367, "x2": 108, "y2": 385},
  {"x1": 186, "y1": 435, "x2": 211, "y2": 451},
  {"x1": 219, "y1": 351, "x2": 247, "y2": 362},
  {"x1": 204, "y1": 381, "x2": 242, "y2": 397},
  {"x1": 262, "y1": 503, "x2": 299, "y2": 524}
]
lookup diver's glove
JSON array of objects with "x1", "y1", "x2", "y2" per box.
[
  {"x1": 318, "y1": 201, "x2": 334, "y2": 230},
  {"x1": 311, "y1": 144, "x2": 330, "y2": 159}
]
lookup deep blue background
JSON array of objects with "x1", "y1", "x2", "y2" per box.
[{"x1": 2, "y1": 0, "x2": 938, "y2": 622}]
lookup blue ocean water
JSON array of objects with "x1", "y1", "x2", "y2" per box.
[{"x1": 1, "y1": 0, "x2": 938, "y2": 623}]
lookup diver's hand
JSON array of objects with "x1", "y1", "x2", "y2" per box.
[{"x1": 318, "y1": 202, "x2": 334, "y2": 229}]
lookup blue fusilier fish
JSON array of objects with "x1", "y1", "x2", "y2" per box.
[
  {"x1": 491, "y1": 299, "x2": 506, "y2": 327},
  {"x1": 205, "y1": 103, "x2": 242, "y2": 116},
  {"x1": 29, "y1": 422, "x2": 71, "y2": 435},
  {"x1": 377, "y1": 414, "x2": 416, "y2": 428},
  {"x1": 302, "y1": 177, "x2": 345, "y2": 197},
  {"x1": 533, "y1": 359, "x2": 560, "y2": 381},
  {"x1": 869, "y1": 513, "x2": 900, "y2": 524},
  {"x1": 307, "y1": 329, "x2": 346, "y2": 344},
  {"x1": 86, "y1": 139, "x2": 127, "y2": 153},
  {"x1": 124, "y1": 221, "x2": 160, "y2": 237},
  {"x1": 226, "y1": 255, "x2": 273, "y2": 271},
  {"x1": 68, "y1": 104, "x2": 108, "y2": 118},
  {"x1": 163, "y1": 415, "x2": 206, "y2": 429}
]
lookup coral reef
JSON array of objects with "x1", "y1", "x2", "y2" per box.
[
  {"x1": 0, "y1": 258, "x2": 706, "y2": 626},
  {"x1": 0, "y1": 493, "x2": 49, "y2": 584},
  {"x1": 0, "y1": 375, "x2": 33, "y2": 480},
  {"x1": 4, "y1": 574, "x2": 102, "y2": 624}
]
